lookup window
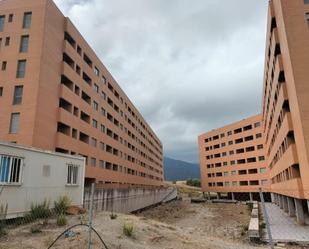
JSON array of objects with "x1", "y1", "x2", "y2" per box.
[
  {"x1": 1, "y1": 61, "x2": 6, "y2": 71},
  {"x1": 9, "y1": 113, "x2": 20, "y2": 133},
  {"x1": 99, "y1": 160, "x2": 105, "y2": 168},
  {"x1": 0, "y1": 87, "x2": 3, "y2": 97},
  {"x1": 257, "y1": 144, "x2": 263, "y2": 150},
  {"x1": 90, "y1": 137, "x2": 97, "y2": 147},
  {"x1": 100, "y1": 124, "x2": 105, "y2": 133},
  {"x1": 256, "y1": 133, "x2": 262, "y2": 139},
  {"x1": 254, "y1": 122, "x2": 261, "y2": 128},
  {"x1": 19, "y1": 35, "x2": 29, "y2": 52},
  {"x1": 77, "y1": 46, "x2": 82, "y2": 55},
  {"x1": 261, "y1": 179, "x2": 269, "y2": 186},
  {"x1": 259, "y1": 156, "x2": 265, "y2": 161},
  {"x1": 16, "y1": 60, "x2": 26, "y2": 78},
  {"x1": 101, "y1": 91, "x2": 106, "y2": 100},
  {"x1": 8, "y1": 14, "x2": 13, "y2": 23},
  {"x1": 13, "y1": 85, "x2": 23, "y2": 105},
  {"x1": 92, "y1": 101, "x2": 98, "y2": 111},
  {"x1": 90, "y1": 157, "x2": 96, "y2": 167},
  {"x1": 260, "y1": 167, "x2": 267, "y2": 173},
  {"x1": 93, "y1": 83, "x2": 99, "y2": 93},
  {"x1": 5, "y1": 37, "x2": 9, "y2": 46},
  {"x1": 0, "y1": 155, "x2": 23, "y2": 184},
  {"x1": 227, "y1": 131, "x2": 232, "y2": 136},
  {"x1": 0, "y1": 15, "x2": 5, "y2": 32},
  {"x1": 243, "y1": 125, "x2": 252, "y2": 131},
  {"x1": 99, "y1": 142, "x2": 105, "y2": 150},
  {"x1": 67, "y1": 164, "x2": 78, "y2": 185},
  {"x1": 92, "y1": 119, "x2": 97, "y2": 128},
  {"x1": 101, "y1": 107, "x2": 106, "y2": 116},
  {"x1": 102, "y1": 76, "x2": 106, "y2": 84},
  {"x1": 94, "y1": 67, "x2": 99, "y2": 76},
  {"x1": 23, "y1": 12, "x2": 32, "y2": 29}
]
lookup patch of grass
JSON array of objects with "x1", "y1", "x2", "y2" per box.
[
  {"x1": 54, "y1": 196, "x2": 71, "y2": 215},
  {"x1": 110, "y1": 213, "x2": 117, "y2": 220},
  {"x1": 30, "y1": 226, "x2": 42, "y2": 234},
  {"x1": 30, "y1": 200, "x2": 51, "y2": 220},
  {"x1": 0, "y1": 225, "x2": 7, "y2": 237},
  {"x1": 123, "y1": 222, "x2": 134, "y2": 237},
  {"x1": 241, "y1": 224, "x2": 248, "y2": 236},
  {"x1": 0, "y1": 204, "x2": 8, "y2": 237},
  {"x1": 56, "y1": 214, "x2": 67, "y2": 226},
  {"x1": 259, "y1": 222, "x2": 266, "y2": 229}
]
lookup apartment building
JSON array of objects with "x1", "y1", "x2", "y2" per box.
[
  {"x1": 0, "y1": 0, "x2": 163, "y2": 187},
  {"x1": 198, "y1": 115, "x2": 270, "y2": 201},
  {"x1": 262, "y1": 0, "x2": 309, "y2": 224}
]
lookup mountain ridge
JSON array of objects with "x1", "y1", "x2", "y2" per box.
[{"x1": 164, "y1": 157, "x2": 200, "y2": 181}]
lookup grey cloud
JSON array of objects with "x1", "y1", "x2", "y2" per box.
[{"x1": 54, "y1": 0, "x2": 268, "y2": 163}]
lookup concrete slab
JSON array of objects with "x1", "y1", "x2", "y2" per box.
[
  {"x1": 251, "y1": 208, "x2": 259, "y2": 218},
  {"x1": 212, "y1": 199, "x2": 237, "y2": 204},
  {"x1": 263, "y1": 203, "x2": 309, "y2": 243},
  {"x1": 248, "y1": 217, "x2": 259, "y2": 238}
]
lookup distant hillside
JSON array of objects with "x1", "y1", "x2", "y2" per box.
[{"x1": 164, "y1": 157, "x2": 200, "y2": 181}]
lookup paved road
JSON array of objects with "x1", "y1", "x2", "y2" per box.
[{"x1": 263, "y1": 203, "x2": 309, "y2": 243}]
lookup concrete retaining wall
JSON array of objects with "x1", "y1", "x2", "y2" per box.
[
  {"x1": 83, "y1": 187, "x2": 177, "y2": 213},
  {"x1": 248, "y1": 202, "x2": 260, "y2": 240}
]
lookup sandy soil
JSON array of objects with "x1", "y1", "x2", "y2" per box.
[{"x1": 0, "y1": 199, "x2": 271, "y2": 249}]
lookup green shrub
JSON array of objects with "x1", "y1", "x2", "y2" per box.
[
  {"x1": 123, "y1": 222, "x2": 134, "y2": 237},
  {"x1": 30, "y1": 200, "x2": 51, "y2": 219},
  {"x1": 56, "y1": 214, "x2": 67, "y2": 226},
  {"x1": 54, "y1": 196, "x2": 71, "y2": 215},
  {"x1": 186, "y1": 179, "x2": 201, "y2": 187}
]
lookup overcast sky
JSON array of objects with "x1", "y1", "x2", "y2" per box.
[{"x1": 54, "y1": 0, "x2": 268, "y2": 163}]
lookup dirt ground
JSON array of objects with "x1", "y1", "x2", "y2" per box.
[
  {"x1": 0, "y1": 183, "x2": 305, "y2": 249},
  {"x1": 0, "y1": 200, "x2": 271, "y2": 249}
]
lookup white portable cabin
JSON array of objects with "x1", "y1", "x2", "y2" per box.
[{"x1": 0, "y1": 141, "x2": 85, "y2": 219}]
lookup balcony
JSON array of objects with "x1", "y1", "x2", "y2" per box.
[
  {"x1": 265, "y1": 83, "x2": 288, "y2": 148},
  {"x1": 270, "y1": 143, "x2": 298, "y2": 178},
  {"x1": 268, "y1": 112, "x2": 293, "y2": 160},
  {"x1": 59, "y1": 84, "x2": 92, "y2": 114},
  {"x1": 271, "y1": 177, "x2": 304, "y2": 199}
]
